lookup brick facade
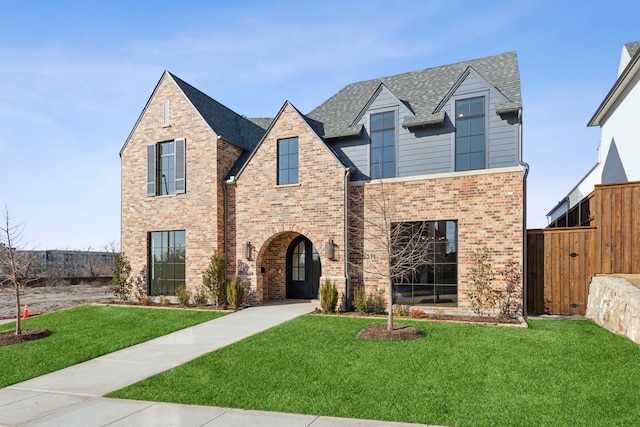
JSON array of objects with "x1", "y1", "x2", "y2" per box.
[
  {"x1": 232, "y1": 103, "x2": 348, "y2": 305},
  {"x1": 121, "y1": 73, "x2": 241, "y2": 288},
  {"x1": 348, "y1": 168, "x2": 524, "y2": 312}
]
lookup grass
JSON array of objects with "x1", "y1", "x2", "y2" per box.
[
  {"x1": 109, "y1": 316, "x2": 640, "y2": 427},
  {"x1": 0, "y1": 305, "x2": 224, "y2": 388}
]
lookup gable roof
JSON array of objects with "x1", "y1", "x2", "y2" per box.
[
  {"x1": 625, "y1": 41, "x2": 640, "y2": 58},
  {"x1": 231, "y1": 101, "x2": 344, "y2": 181},
  {"x1": 307, "y1": 51, "x2": 521, "y2": 138},
  {"x1": 168, "y1": 72, "x2": 265, "y2": 151},
  {"x1": 589, "y1": 41, "x2": 640, "y2": 127}
]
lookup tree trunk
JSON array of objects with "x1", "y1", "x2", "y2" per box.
[
  {"x1": 387, "y1": 278, "x2": 394, "y2": 331},
  {"x1": 15, "y1": 283, "x2": 22, "y2": 335}
]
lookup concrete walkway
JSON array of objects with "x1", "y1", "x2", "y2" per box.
[{"x1": 0, "y1": 301, "x2": 437, "y2": 427}]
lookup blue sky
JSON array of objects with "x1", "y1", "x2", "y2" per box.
[{"x1": 0, "y1": 0, "x2": 638, "y2": 250}]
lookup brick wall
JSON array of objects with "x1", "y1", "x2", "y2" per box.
[
  {"x1": 232, "y1": 103, "x2": 348, "y2": 304},
  {"x1": 348, "y1": 168, "x2": 525, "y2": 314},
  {"x1": 121, "y1": 73, "x2": 241, "y2": 292}
]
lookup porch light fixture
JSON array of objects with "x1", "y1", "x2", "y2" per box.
[
  {"x1": 325, "y1": 239, "x2": 336, "y2": 261},
  {"x1": 244, "y1": 242, "x2": 253, "y2": 260}
]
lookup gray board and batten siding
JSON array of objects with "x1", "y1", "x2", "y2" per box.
[{"x1": 315, "y1": 52, "x2": 521, "y2": 181}]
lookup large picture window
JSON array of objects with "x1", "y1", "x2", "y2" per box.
[
  {"x1": 149, "y1": 230, "x2": 185, "y2": 296},
  {"x1": 278, "y1": 137, "x2": 299, "y2": 185},
  {"x1": 455, "y1": 97, "x2": 485, "y2": 171},
  {"x1": 392, "y1": 220, "x2": 458, "y2": 306},
  {"x1": 147, "y1": 138, "x2": 185, "y2": 196},
  {"x1": 370, "y1": 111, "x2": 395, "y2": 178}
]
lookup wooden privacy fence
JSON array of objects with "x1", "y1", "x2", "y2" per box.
[
  {"x1": 527, "y1": 181, "x2": 640, "y2": 315},
  {"x1": 527, "y1": 228, "x2": 595, "y2": 315}
]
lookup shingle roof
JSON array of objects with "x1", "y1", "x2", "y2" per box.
[
  {"x1": 307, "y1": 51, "x2": 521, "y2": 138},
  {"x1": 169, "y1": 72, "x2": 265, "y2": 151},
  {"x1": 625, "y1": 41, "x2": 640, "y2": 58}
]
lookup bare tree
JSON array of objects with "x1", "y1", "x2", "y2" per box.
[
  {"x1": 349, "y1": 181, "x2": 433, "y2": 331},
  {"x1": 0, "y1": 206, "x2": 41, "y2": 335}
]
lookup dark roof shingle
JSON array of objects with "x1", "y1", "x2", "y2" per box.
[
  {"x1": 307, "y1": 51, "x2": 521, "y2": 137},
  {"x1": 170, "y1": 72, "x2": 265, "y2": 151}
]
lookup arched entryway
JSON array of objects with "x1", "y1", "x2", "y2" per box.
[{"x1": 286, "y1": 236, "x2": 321, "y2": 299}]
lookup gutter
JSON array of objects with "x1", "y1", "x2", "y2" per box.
[
  {"x1": 343, "y1": 166, "x2": 353, "y2": 310},
  {"x1": 223, "y1": 174, "x2": 236, "y2": 269},
  {"x1": 517, "y1": 109, "x2": 530, "y2": 317}
]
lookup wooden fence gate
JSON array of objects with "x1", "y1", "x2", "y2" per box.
[{"x1": 527, "y1": 227, "x2": 595, "y2": 315}]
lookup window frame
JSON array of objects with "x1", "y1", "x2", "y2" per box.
[
  {"x1": 147, "y1": 138, "x2": 185, "y2": 196},
  {"x1": 277, "y1": 137, "x2": 299, "y2": 185},
  {"x1": 391, "y1": 220, "x2": 458, "y2": 307},
  {"x1": 148, "y1": 230, "x2": 186, "y2": 296},
  {"x1": 369, "y1": 110, "x2": 396, "y2": 179},
  {"x1": 454, "y1": 96, "x2": 486, "y2": 172}
]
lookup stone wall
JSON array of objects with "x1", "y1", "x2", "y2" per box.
[{"x1": 586, "y1": 276, "x2": 640, "y2": 345}]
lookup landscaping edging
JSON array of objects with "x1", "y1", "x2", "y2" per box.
[{"x1": 585, "y1": 275, "x2": 640, "y2": 345}]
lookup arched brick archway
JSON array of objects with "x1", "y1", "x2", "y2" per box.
[{"x1": 255, "y1": 230, "x2": 323, "y2": 302}]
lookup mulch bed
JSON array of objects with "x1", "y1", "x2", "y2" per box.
[
  {"x1": 357, "y1": 323, "x2": 422, "y2": 340},
  {"x1": 0, "y1": 329, "x2": 51, "y2": 347}
]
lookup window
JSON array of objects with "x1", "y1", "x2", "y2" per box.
[
  {"x1": 163, "y1": 100, "x2": 170, "y2": 126},
  {"x1": 370, "y1": 111, "x2": 395, "y2": 178},
  {"x1": 392, "y1": 220, "x2": 458, "y2": 306},
  {"x1": 278, "y1": 137, "x2": 298, "y2": 185},
  {"x1": 455, "y1": 97, "x2": 485, "y2": 171},
  {"x1": 149, "y1": 230, "x2": 185, "y2": 296},
  {"x1": 147, "y1": 138, "x2": 185, "y2": 196}
]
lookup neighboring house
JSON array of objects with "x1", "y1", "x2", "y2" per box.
[
  {"x1": 120, "y1": 51, "x2": 526, "y2": 313},
  {"x1": 548, "y1": 41, "x2": 640, "y2": 227}
]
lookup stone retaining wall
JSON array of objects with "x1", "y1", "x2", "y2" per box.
[{"x1": 585, "y1": 276, "x2": 640, "y2": 345}]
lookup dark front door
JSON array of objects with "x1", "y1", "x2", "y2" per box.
[{"x1": 286, "y1": 236, "x2": 321, "y2": 299}]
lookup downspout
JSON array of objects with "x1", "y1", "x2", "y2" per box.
[
  {"x1": 517, "y1": 109, "x2": 530, "y2": 317},
  {"x1": 223, "y1": 175, "x2": 236, "y2": 268},
  {"x1": 343, "y1": 166, "x2": 353, "y2": 310}
]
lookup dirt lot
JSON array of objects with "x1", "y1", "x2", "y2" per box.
[{"x1": 0, "y1": 284, "x2": 115, "y2": 319}]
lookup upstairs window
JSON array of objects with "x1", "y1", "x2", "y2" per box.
[
  {"x1": 455, "y1": 97, "x2": 485, "y2": 171},
  {"x1": 278, "y1": 137, "x2": 299, "y2": 185},
  {"x1": 147, "y1": 138, "x2": 185, "y2": 196},
  {"x1": 370, "y1": 111, "x2": 395, "y2": 178}
]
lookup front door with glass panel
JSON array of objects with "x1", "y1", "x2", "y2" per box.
[{"x1": 286, "y1": 236, "x2": 321, "y2": 299}]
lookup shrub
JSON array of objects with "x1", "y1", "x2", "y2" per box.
[
  {"x1": 408, "y1": 309, "x2": 427, "y2": 319},
  {"x1": 202, "y1": 251, "x2": 227, "y2": 307},
  {"x1": 497, "y1": 260, "x2": 523, "y2": 317},
  {"x1": 368, "y1": 287, "x2": 386, "y2": 314},
  {"x1": 132, "y1": 266, "x2": 149, "y2": 303},
  {"x1": 227, "y1": 277, "x2": 245, "y2": 310},
  {"x1": 193, "y1": 286, "x2": 209, "y2": 305},
  {"x1": 466, "y1": 243, "x2": 496, "y2": 316},
  {"x1": 353, "y1": 286, "x2": 368, "y2": 314},
  {"x1": 392, "y1": 304, "x2": 410, "y2": 317},
  {"x1": 175, "y1": 283, "x2": 190, "y2": 306},
  {"x1": 110, "y1": 252, "x2": 132, "y2": 301},
  {"x1": 319, "y1": 278, "x2": 338, "y2": 313}
]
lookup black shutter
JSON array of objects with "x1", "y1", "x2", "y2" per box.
[
  {"x1": 147, "y1": 144, "x2": 156, "y2": 196},
  {"x1": 175, "y1": 138, "x2": 185, "y2": 194}
]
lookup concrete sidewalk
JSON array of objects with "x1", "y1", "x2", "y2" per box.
[{"x1": 0, "y1": 301, "x2": 437, "y2": 427}]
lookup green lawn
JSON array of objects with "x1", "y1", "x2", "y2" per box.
[
  {"x1": 109, "y1": 316, "x2": 640, "y2": 427},
  {"x1": 0, "y1": 305, "x2": 224, "y2": 388}
]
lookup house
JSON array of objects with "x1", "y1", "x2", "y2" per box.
[
  {"x1": 120, "y1": 51, "x2": 526, "y2": 313},
  {"x1": 547, "y1": 41, "x2": 640, "y2": 227}
]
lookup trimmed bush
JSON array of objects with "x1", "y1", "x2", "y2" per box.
[
  {"x1": 227, "y1": 277, "x2": 245, "y2": 310},
  {"x1": 110, "y1": 252, "x2": 132, "y2": 301},
  {"x1": 320, "y1": 278, "x2": 338, "y2": 313},
  {"x1": 176, "y1": 283, "x2": 190, "y2": 306},
  {"x1": 368, "y1": 287, "x2": 386, "y2": 314},
  {"x1": 353, "y1": 286, "x2": 367, "y2": 314}
]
